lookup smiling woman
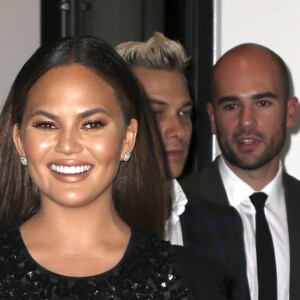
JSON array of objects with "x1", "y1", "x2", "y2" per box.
[
  {"x1": 0, "y1": 37, "x2": 231, "y2": 299},
  {"x1": 13, "y1": 64, "x2": 136, "y2": 210},
  {"x1": 0, "y1": 37, "x2": 170, "y2": 234},
  {"x1": 0, "y1": 36, "x2": 176, "y2": 297}
]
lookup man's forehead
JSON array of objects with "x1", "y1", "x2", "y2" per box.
[{"x1": 149, "y1": 97, "x2": 193, "y2": 107}]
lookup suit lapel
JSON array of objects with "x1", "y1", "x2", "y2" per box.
[
  {"x1": 204, "y1": 157, "x2": 229, "y2": 205},
  {"x1": 283, "y1": 172, "x2": 300, "y2": 300}
]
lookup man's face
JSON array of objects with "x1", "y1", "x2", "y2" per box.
[
  {"x1": 134, "y1": 67, "x2": 192, "y2": 178},
  {"x1": 207, "y1": 49, "x2": 298, "y2": 173}
]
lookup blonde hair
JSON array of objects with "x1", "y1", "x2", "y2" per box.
[{"x1": 116, "y1": 32, "x2": 189, "y2": 73}]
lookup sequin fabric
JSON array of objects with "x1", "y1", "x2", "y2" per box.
[{"x1": 0, "y1": 227, "x2": 190, "y2": 299}]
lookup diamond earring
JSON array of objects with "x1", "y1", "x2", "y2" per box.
[
  {"x1": 124, "y1": 152, "x2": 131, "y2": 162},
  {"x1": 20, "y1": 156, "x2": 27, "y2": 166}
]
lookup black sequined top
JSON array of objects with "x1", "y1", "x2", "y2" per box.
[{"x1": 0, "y1": 227, "x2": 190, "y2": 299}]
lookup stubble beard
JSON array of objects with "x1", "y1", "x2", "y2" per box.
[{"x1": 216, "y1": 128, "x2": 286, "y2": 171}]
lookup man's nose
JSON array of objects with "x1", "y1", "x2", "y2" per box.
[
  {"x1": 165, "y1": 116, "x2": 187, "y2": 139},
  {"x1": 239, "y1": 106, "x2": 256, "y2": 131}
]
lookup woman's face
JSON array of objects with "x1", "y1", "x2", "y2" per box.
[{"x1": 13, "y1": 64, "x2": 137, "y2": 209}]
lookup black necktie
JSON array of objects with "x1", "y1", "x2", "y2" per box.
[{"x1": 250, "y1": 192, "x2": 277, "y2": 300}]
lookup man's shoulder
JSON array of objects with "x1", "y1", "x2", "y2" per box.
[
  {"x1": 181, "y1": 159, "x2": 219, "y2": 186},
  {"x1": 187, "y1": 190, "x2": 237, "y2": 212},
  {"x1": 180, "y1": 158, "x2": 228, "y2": 205},
  {"x1": 182, "y1": 190, "x2": 241, "y2": 228},
  {"x1": 283, "y1": 171, "x2": 300, "y2": 189},
  {"x1": 282, "y1": 171, "x2": 300, "y2": 211}
]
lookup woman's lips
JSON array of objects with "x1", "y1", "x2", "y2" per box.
[{"x1": 48, "y1": 162, "x2": 94, "y2": 182}]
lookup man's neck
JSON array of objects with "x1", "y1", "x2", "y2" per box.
[{"x1": 223, "y1": 156, "x2": 281, "y2": 191}]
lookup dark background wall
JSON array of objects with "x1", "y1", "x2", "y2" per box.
[{"x1": 41, "y1": 0, "x2": 213, "y2": 177}]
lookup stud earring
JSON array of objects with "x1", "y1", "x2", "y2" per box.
[
  {"x1": 20, "y1": 156, "x2": 27, "y2": 166},
  {"x1": 124, "y1": 152, "x2": 131, "y2": 162}
]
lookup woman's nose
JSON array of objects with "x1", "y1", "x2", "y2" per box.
[{"x1": 55, "y1": 128, "x2": 83, "y2": 154}]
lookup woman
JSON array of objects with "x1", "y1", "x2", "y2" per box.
[{"x1": 0, "y1": 37, "x2": 230, "y2": 299}]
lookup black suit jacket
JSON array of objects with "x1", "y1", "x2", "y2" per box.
[
  {"x1": 180, "y1": 157, "x2": 300, "y2": 300},
  {"x1": 180, "y1": 189, "x2": 250, "y2": 300},
  {"x1": 174, "y1": 245, "x2": 241, "y2": 300}
]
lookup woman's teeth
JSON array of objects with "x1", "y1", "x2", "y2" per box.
[{"x1": 50, "y1": 164, "x2": 91, "y2": 174}]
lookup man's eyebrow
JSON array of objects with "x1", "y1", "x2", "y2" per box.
[
  {"x1": 216, "y1": 96, "x2": 239, "y2": 105},
  {"x1": 182, "y1": 99, "x2": 193, "y2": 108},
  {"x1": 216, "y1": 92, "x2": 278, "y2": 105},
  {"x1": 252, "y1": 92, "x2": 278, "y2": 100},
  {"x1": 149, "y1": 98, "x2": 193, "y2": 107},
  {"x1": 149, "y1": 98, "x2": 168, "y2": 106}
]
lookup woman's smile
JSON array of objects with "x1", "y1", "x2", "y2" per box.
[
  {"x1": 14, "y1": 64, "x2": 136, "y2": 208},
  {"x1": 49, "y1": 164, "x2": 92, "y2": 175}
]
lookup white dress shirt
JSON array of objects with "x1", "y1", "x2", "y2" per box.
[
  {"x1": 164, "y1": 179, "x2": 188, "y2": 246},
  {"x1": 219, "y1": 156, "x2": 290, "y2": 300}
]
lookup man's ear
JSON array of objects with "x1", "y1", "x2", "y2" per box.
[
  {"x1": 12, "y1": 123, "x2": 25, "y2": 157},
  {"x1": 286, "y1": 96, "x2": 299, "y2": 128},
  {"x1": 207, "y1": 102, "x2": 217, "y2": 134},
  {"x1": 120, "y1": 119, "x2": 138, "y2": 161}
]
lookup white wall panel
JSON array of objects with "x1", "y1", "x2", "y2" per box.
[{"x1": 0, "y1": 0, "x2": 40, "y2": 106}]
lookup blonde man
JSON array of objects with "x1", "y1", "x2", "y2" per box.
[{"x1": 117, "y1": 33, "x2": 250, "y2": 300}]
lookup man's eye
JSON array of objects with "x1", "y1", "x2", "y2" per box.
[
  {"x1": 223, "y1": 103, "x2": 237, "y2": 110},
  {"x1": 178, "y1": 110, "x2": 192, "y2": 118},
  {"x1": 258, "y1": 100, "x2": 271, "y2": 107},
  {"x1": 151, "y1": 110, "x2": 163, "y2": 117},
  {"x1": 33, "y1": 121, "x2": 57, "y2": 129},
  {"x1": 83, "y1": 120, "x2": 105, "y2": 129}
]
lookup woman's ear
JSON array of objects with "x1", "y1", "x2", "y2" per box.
[
  {"x1": 120, "y1": 118, "x2": 138, "y2": 161},
  {"x1": 12, "y1": 124, "x2": 25, "y2": 157}
]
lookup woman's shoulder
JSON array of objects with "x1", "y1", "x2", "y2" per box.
[
  {"x1": 0, "y1": 226, "x2": 22, "y2": 250},
  {"x1": 0, "y1": 227, "x2": 25, "y2": 269},
  {"x1": 127, "y1": 230, "x2": 191, "y2": 297},
  {"x1": 0, "y1": 228, "x2": 191, "y2": 299},
  {"x1": 130, "y1": 229, "x2": 175, "y2": 254},
  {"x1": 0, "y1": 228, "x2": 232, "y2": 299},
  {"x1": 0, "y1": 226, "x2": 28, "y2": 297}
]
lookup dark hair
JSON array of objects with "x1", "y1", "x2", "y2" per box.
[{"x1": 0, "y1": 36, "x2": 170, "y2": 237}]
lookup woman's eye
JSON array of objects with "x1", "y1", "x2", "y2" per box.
[
  {"x1": 83, "y1": 120, "x2": 105, "y2": 129},
  {"x1": 33, "y1": 121, "x2": 57, "y2": 129}
]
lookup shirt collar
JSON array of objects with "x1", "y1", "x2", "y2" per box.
[
  {"x1": 261, "y1": 165, "x2": 284, "y2": 207},
  {"x1": 219, "y1": 155, "x2": 283, "y2": 207},
  {"x1": 168, "y1": 179, "x2": 188, "y2": 225}
]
